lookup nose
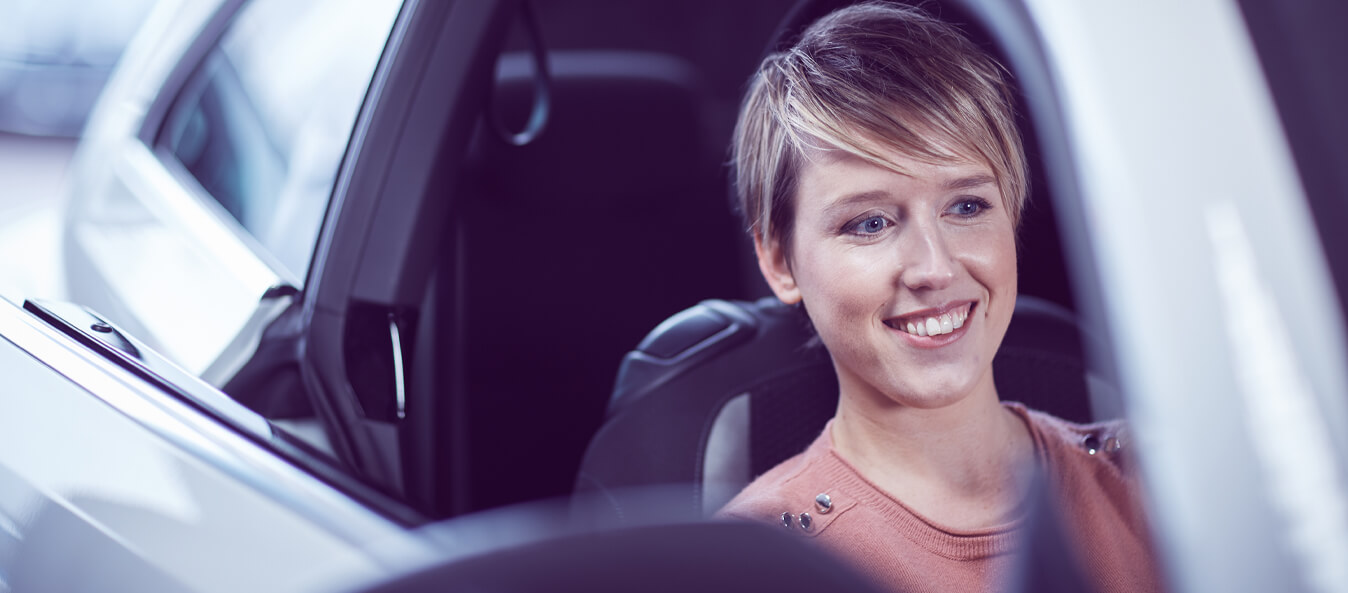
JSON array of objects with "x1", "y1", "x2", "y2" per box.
[{"x1": 898, "y1": 220, "x2": 956, "y2": 291}]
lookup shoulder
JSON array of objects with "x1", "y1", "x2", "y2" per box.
[
  {"x1": 717, "y1": 446, "x2": 817, "y2": 523},
  {"x1": 1014, "y1": 403, "x2": 1133, "y2": 474},
  {"x1": 1011, "y1": 403, "x2": 1149, "y2": 524},
  {"x1": 1008, "y1": 406, "x2": 1165, "y2": 589},
  {"x1": 716, "y1": 429, "x2": 853, "y2": 533}
]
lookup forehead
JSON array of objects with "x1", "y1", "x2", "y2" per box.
[
  {"x1": 795, "y1": 117, "x2": 992, "y2": 174},
  {"x1": 797, "y1": 143, "x2": 996, "y2": 199}
]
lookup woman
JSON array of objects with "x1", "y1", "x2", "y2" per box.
[{"x1": 718, "y1": 3, "x2": 1163, "y2": 592}]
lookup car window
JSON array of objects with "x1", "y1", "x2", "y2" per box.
[{"x1": 157, "y1": 0, "x2": 403, "y2": 283}]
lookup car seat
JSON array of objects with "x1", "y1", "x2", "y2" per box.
[
  {"x1": 450, "y1": 50, "x2": 746, "y2": 511},
  {"x1": 573, "y1": 295, "x2": 1096, "y2": 522}
]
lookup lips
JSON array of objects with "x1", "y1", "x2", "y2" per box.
[{"x1": 883, "y1": 302, "x2": 974, "y2": 337}]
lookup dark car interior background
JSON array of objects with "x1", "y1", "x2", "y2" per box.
[
  {"x1": 448, "y1": 0, "x2": 1079, "y2": 518},
  {"x1": 186, "y1": 0, "x2": 1084, "y2": 523}
]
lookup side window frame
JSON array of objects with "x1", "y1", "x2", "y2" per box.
[
  {"x1": 134, "y1": 0, "x2": 296, "y2": 283},
  {"x1": 144, "y1": 0, "x2": 407, "y2": 288},
  {"x1": 137, "y1": 0, "x2": 243, "y2": 147},
  {"x1": 105, "y1": 0, "x2": 425, "y2": 510}
]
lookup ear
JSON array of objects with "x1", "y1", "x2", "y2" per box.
[{"x1": 754, "y1": 232, "x2": 802, "y2": 305}]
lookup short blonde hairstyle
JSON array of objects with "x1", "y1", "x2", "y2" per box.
[{"x1": 734, "y1": 1, "x2": 1028, "y2": 252}]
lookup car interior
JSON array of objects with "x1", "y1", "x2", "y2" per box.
[
  {"x1": 429, "y1": 0, "x2": 1099, "y2": 522},
  {"x1": 34, "y1": 0, "x2": 1348, "y2": 589},
  {"x1": 187, "y1": 0, "x2": 1108, "y2": 531},
  {"x1": 315, "y1": 5, "x2": 1114, "y2": 588},
  {"x1": 8, "y1": 0, "x2": 1138, "y2": 587}
]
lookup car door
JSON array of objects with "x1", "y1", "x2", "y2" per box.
[
  {"x1": 0, "y1": 297, "x2": 438, "y2": 593},
  {"x1": 61, "y1": 0, "x2": 531, "y2": 514},
  {"x1": 290, "y1": 0, "x2": 524, "y2": 510}
]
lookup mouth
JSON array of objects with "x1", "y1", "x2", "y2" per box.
[{"x1": 882, "y1": 301, "x2": 975, "y2": 337}]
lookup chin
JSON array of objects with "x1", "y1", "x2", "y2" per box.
[
  {"x1": 888, "y1": 386, "x2": 975, "y2": 410},
  {"x1": 879, "y1": 367, "x2": 993, "y2": 410}
]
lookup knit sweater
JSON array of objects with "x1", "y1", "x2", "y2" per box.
[{"x1": 717, "y1": 403, "x2": 1164, "y2": 593}]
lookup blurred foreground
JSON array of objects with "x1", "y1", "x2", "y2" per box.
[{"x1": 0, "y1": 132, "x2": 73, "y2": 303}]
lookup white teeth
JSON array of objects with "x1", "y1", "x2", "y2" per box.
[{"x1": 894, "y1": 304, "x2": 973, "y2": 336}]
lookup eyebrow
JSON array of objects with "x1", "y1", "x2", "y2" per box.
[
  {"x1": 824, "y1": 190, "x2": 891, "y2": 213},
  {"x1": 825, "y1": 175, "x2": 997, "y2": 210},
  {"x1": 944, "y1": 174, "x2": 997, "y2": 191}
]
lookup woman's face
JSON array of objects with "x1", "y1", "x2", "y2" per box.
[{"x1": 756, "y1": 145, "x2": 1018, "y2": 410}]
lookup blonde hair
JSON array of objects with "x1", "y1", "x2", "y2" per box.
[{"x1": 734, "y1": 1, "x2": 1028, "y2": 252}]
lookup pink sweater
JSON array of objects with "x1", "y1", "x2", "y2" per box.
[{"x1": 718, "y1": 403, "x2": 1164, "y2": 593}]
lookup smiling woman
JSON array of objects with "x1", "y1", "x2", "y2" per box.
[
  {"x1": 767, "y1": 150, "x2": 1017, "y2": 414},
  {"x1": 717, "y1": 3, "x2": 1163, "y2": 592}
]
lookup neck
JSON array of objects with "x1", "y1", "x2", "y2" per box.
[{"x1": 830, "y1": 369, "x2": 1035, "y2": 530}]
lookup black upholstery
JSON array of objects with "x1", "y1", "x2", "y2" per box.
[
  {"x1": 454, "y1": 51, "x2": 745, "y2": 510},
  {"x1": 574, "y1": 295, "x2": 1094, "y2": 522}
]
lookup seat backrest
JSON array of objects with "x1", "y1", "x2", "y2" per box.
[
  {"x1": 451, "y1": 50, "x2": 747, "y2": 511},
  {"x1": 573, "y1": 295, "x2": 1095, "y2": 521}
]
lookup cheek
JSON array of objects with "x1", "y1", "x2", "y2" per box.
[
  {"x1": 973, "y1": 239, "x2": 1019, "y2": 365},
  {"x1": 791, "y1": 247, "x2": 892, "y2": 336},
  {"x1": 954, "y1": 225, "x2": 1013, "y2": 331},
  {"x1": 954, "y1": 226, "x2": 1018, "y2": 303},
  {"x1": 988, "y1": 235, "x2": 1018, "y2": 294},
  {"x1": 797, "y1": 245, "x2": 895, "y2": 301}
]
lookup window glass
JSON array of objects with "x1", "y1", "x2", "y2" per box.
[{"x1": 159, "y1": 0, "x2": 403, "y2": 282}]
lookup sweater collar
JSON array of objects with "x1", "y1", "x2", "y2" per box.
[{"x1": 807, "y1": 402, "x2": 1046, "y2": 560}]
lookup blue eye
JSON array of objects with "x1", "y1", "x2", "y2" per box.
[
  {"x1": 847, "y1": 215, "x2": 890, "y2": 235},
  {"x1": 950, "y1": 198, "x2": 993, "y2": 217}
]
